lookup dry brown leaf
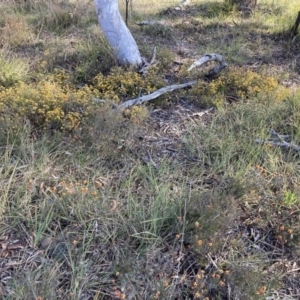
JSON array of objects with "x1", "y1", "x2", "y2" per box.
[
  {"x1": 0, "y1": 236, "x2": 8, "y2": 242},
  {"x1": 0, "y1": 242, "x2": 7, "y2": 250},
  {"x1": 110, "y1": 200, "x2": 118, "y2": 212}
]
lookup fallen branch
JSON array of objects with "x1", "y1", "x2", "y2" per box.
[
  {"x1": 92, "y1": 98, "x2": 106, "y2": 104},
  {"x1": 255, "y1": 129, "x2": 300, "y2": 152},
  {"x1": 94, "y1": 53, "x2": 226, "y2": 110},
  {"x1": 188, "y1": 53, "x2": 227, "y2": 76},
  {"x1": 118, "y1": 81, "x2": 197, "y2": 110},
  {"x1": 255, "y1": 139, "x2": 300, "y2": 151}
]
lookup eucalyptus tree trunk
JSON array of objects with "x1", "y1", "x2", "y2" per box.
[{"x1": 93, "y1": 0, "x2": 143, "y2": 66}]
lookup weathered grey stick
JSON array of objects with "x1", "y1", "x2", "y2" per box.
[
  {"x1": 255, "y1": 130, "x2": 300, "y2": 151},
  {"x1": 118, "y1": 81, "x2": 197, "y2": 110},
  {"x1": 188, "y1": 53, "x2": 227, "y2": 73}
]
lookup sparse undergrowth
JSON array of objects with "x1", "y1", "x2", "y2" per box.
[{"x1": 0, "y1": 0, "x2": 300, "y2": 299}]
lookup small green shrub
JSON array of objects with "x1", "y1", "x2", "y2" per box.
[
  {"x1": 207, "y1": 1, "x2": 238, "y2": 17},
  {"x1": 0, "y1": 54, "x2": 29, "y2": 87},
  {"x1": 142, "y1": 23, "x2": 173, "y2": 40},
  {"x1": 283, "y1": 190, "x2": 299, "y2": 207},
  {"x1": 43, "y1": 1, "x2": 80, "y2": 32}
]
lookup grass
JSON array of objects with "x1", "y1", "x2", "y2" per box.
[{"x1": 0, "y1": 0, "x2": 300, "y2": 299}]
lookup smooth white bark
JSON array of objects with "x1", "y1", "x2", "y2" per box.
[{"x1": 94, "y1": 0, "x2": 143, "y2": 66}]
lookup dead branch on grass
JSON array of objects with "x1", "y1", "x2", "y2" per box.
[
  {"x1": 92, "y1": 54, "x2": 226, "y2": 110},
  {"x1": 118, "y1": 81, "x2": 197, "y2": 110},
  {"x1": 117, "y1": 54, "x2": 226, "y2": 110},
  {"x1": 255, "y1": 129, "x2": 300, "y2": 152},
  {"x1": 188, "y1": 53, "x2": 227, "y2": 75}
]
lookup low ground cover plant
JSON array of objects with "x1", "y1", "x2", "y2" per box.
[
  {"x1": 190, "y1": 66, "x2": 291, "y2": 108},
  {"x1": 0, "y1": 0, "x2": 299, "y2": 299}
]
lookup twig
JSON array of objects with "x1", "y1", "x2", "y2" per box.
[
  {"x1": 149, "y1": 47, "x2": 157, "y2": 65},
  {"x1": 291, "y1": 11, "x2": 300, "y2": 40},
  {"x1": 192, "y1": 107, "x2": 214, "y2": 117},
  {"x1": 206, "y1": 253, "x2": 222, "y2": 272},
  {"x1": 255, "y1": 139, "x2": 300, "y2": 151},
  {"x1": 255, "y1": 129, "x2": 300, "y2": 151},
  {"x1": 139, "y1": 47, "x2": 157, "y2": 75},
  {"x1": 270, "y1": 129, "x2": 290, "y2": 141},
  {"x1": 147, "y1": 151, "x2": 158, "y2": 170},
  {"x1": 92, "y1": 98, "x2": 107, "y2": 104}
]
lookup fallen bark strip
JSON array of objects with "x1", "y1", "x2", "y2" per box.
[
  {"x1": 118, "y1": 81, "x2": 197, "y2": 110},
  {"x1": 188, "y1": 53, "x2": 227, "y2": 74}
]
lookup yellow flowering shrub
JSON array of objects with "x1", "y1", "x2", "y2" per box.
[
  {"x1": 92, "y1": 66, "x2": 165, "y2": 103},
  {"x1": 0, "y1": 67, "x2": 165, "y2": 132},
  {"x1": 0, "y1": 72, "x2": 98, "y2": 132},
  {"x1": 123, "y1": 106, "x2": 149, "y2": 123},
  {"x1": 191, "y1": 67, "x2": 291, "y2": 108}
]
